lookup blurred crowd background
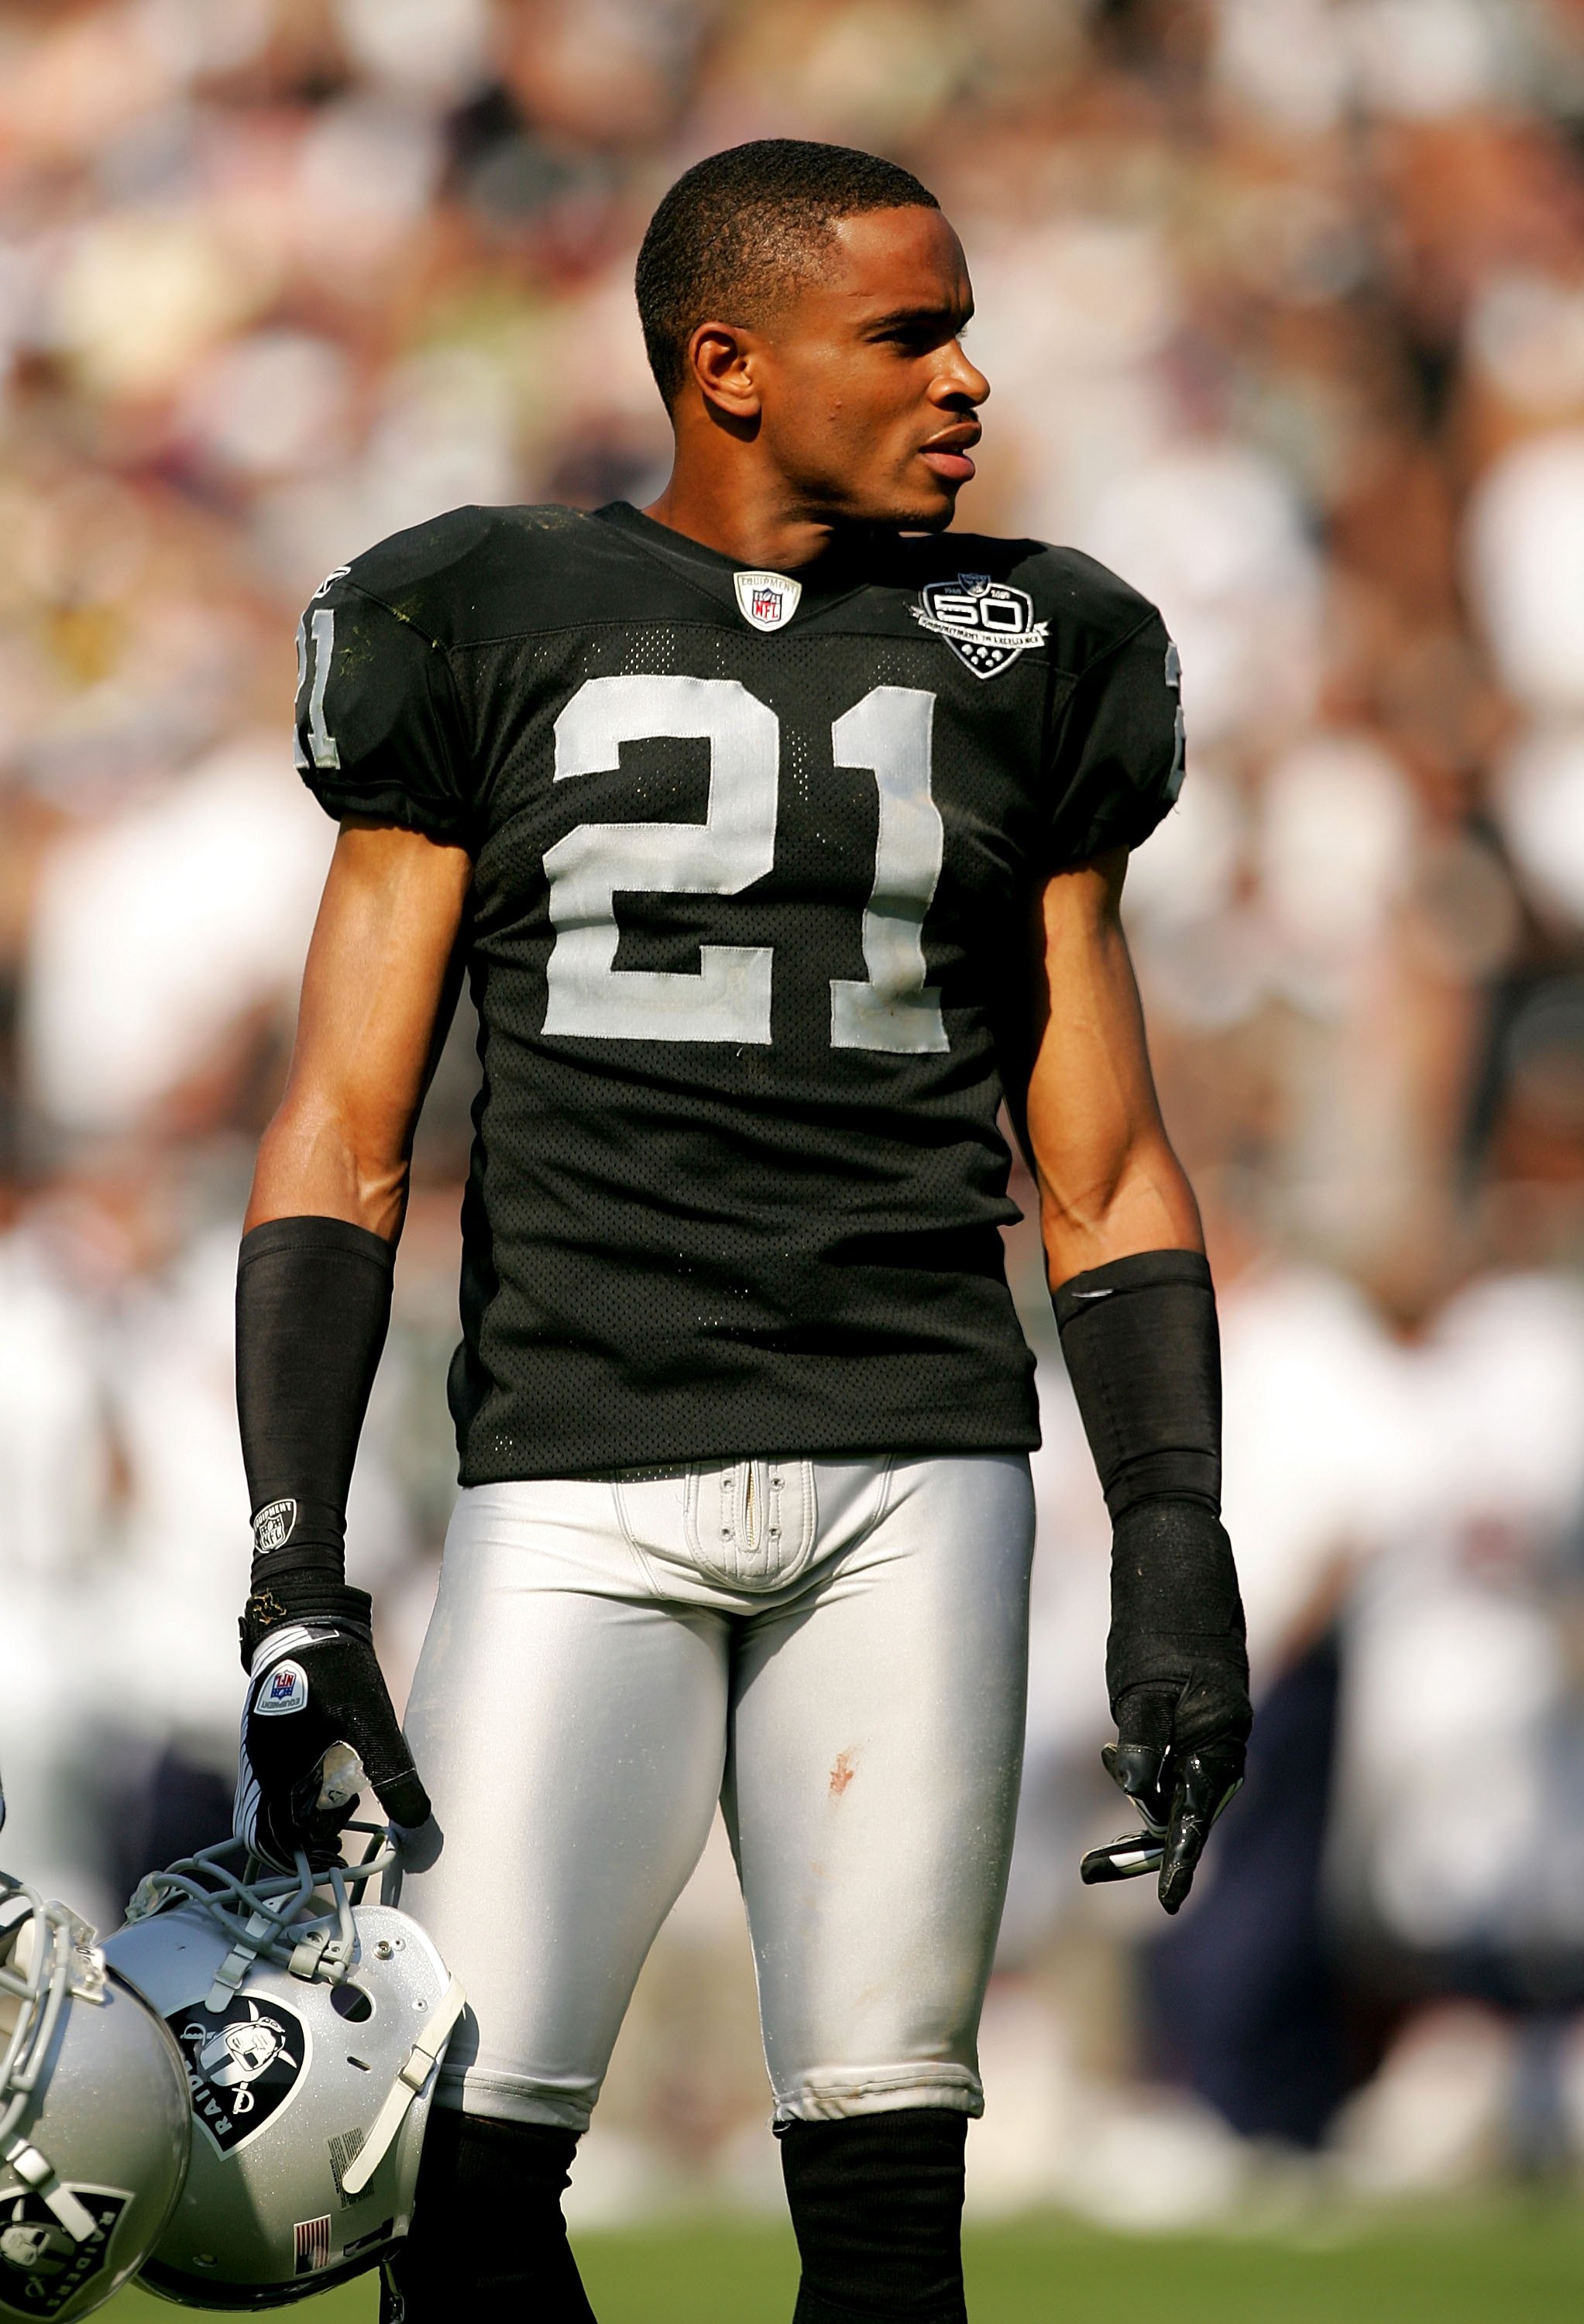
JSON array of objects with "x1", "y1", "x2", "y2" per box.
[{"x1": 5, "y1": 0, "x2": 1584, "y2": 2231}]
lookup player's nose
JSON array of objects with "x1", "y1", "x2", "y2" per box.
[{"x1": 935, "y1": 341, "x2": 989, "y2": 407}]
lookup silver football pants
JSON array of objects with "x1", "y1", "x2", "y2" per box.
[{"x1": 398, "y1": 1452, "x2": 1034, "y2": 2133}]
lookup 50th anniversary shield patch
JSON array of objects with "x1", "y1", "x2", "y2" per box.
[{"x1": 911, "y1": 575, "x2": 1048, "y2": 679}]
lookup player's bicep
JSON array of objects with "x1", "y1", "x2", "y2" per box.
[
  {"x1": 1024, "y1": 849, "x2": 1199, "y2": 1271},
  {"x1": 295, "y1": 817, "x2": 471, "y2": 1106},
  {"x1": 1026, "y1": 851, "x2": 1156, "y2": 1174},
  {"x1": 248, "y1": 820, "x2": 471, "y2": 1235}
]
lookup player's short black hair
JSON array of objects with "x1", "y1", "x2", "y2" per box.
[{"x1": 635, "y1": 139, "x2": 940, "y2": 408}]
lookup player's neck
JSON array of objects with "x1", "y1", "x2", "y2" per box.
[{"x1": 642, "y1": 460, "x2": 845, "y2": 575}]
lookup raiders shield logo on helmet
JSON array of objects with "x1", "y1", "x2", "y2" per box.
[
  {"x1": 911, "y1": 575, "x2": 1048, "y2": 679},
  {"x1": 733, "y1": 569, "x2": 802, "y2": 631},
  {"x1": 171, "y1": 1994, "x2": 308, "y2": 2157},
  {"x1": 0, "y1": 2191, "x2": 128, "y2": 2319}
]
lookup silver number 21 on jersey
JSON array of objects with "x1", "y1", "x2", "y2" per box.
[{"x1": 542, "y1": 675, "x2": 949, "y2": 1056}]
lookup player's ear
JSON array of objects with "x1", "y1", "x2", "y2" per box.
[{"x1": 687, "y1": 322, "x2": 761, "y2": 423}]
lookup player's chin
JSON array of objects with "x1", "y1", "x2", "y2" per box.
[{"x1": 864, "y1": 473, "x2": 965, "y2": 533}]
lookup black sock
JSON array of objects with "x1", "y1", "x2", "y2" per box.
[
  {"x1": 381, "y1": 2109, "x2": 596, "y2": 2322},
  {"x1": 780, "y1": 2109, "x2": 968, "y2": 2324}
]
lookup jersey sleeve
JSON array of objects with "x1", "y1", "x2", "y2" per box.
[
  {"x1": 292, "y1": 576, "x2": 469, "y2": 844},
  {"x1": 1041, "y1": 608, "x2": 1185, "y2": 871}
]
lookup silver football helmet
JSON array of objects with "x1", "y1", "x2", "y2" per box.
[
  {"x1": 0, "y1": 1864, "x2": 191, "y2": 2322},
  {"x1": 105, "y1": 1828, "x2": 464, "y2": 2308}
]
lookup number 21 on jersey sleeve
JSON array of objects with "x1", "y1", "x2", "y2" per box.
[
  {"x1": 542, "y1": 674, "x2": 947, "y2": 1055},
  {"x1": 293, "y1": 608, "x2": 342, "y2": 773}
]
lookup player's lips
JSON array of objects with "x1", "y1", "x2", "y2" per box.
[{"x1": 919, "y1": 428, "x2": 979, "y2": 483}]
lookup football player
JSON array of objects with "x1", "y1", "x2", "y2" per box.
[{"x1": 232, "y1": 142, "x2": 1249, "y2": 2322}]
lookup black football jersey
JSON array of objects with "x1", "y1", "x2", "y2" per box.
[{"x1": 290, "y1": 501, "x2": 1184, "y2": 1482}]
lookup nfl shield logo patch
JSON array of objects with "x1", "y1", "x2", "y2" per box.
[
  {"x1": 911, "y1": 574, "x2": 1049, "y2": 680},
  {"x1": 256, "y1": 1660, "x2": 309, "y2": 1716},
  {"x1": 253, "y1": 1499, "x2": 297, "y2": 1554},
  {"x1": 734, "y1": 569, "x2": 802, "y2": 632}
]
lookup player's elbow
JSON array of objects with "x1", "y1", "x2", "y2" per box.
[
  {"x1": 246, "y1": 1088, "x2": 410, "y2": 1241},
  {"x1": 1038, "y1": 1133, "x2": 1201, "y2": 1282}
]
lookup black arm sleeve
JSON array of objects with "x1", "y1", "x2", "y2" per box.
[
  {"x1": 235, "y1": 1215, "x2": 395, "y2": 1604},
  {"x1": 294, "y1": 577, "x2": 469, "y2": 844},
  {"x1": 1043, "y1": 611, "x2": 1184, "y2": 871},
  {"x1": 1053, "y1": 1249, "x2": 1221, "y2": 1518},
  {"x1": 1057, "y1": 1250, "x2": 1247, "y2": 1751}
]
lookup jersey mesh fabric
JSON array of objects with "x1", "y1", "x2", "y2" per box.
[{"x1": 291, "y1": 503, "x2": 1184, "y2": 1480}]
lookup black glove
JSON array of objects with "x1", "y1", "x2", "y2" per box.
[
  {"x1": 235, "y1": 1585, "x2": 430, "y2": 1872},
  {"x1": 1081, "y1": 1500, "x2": 1251, "y2": 1914}
]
